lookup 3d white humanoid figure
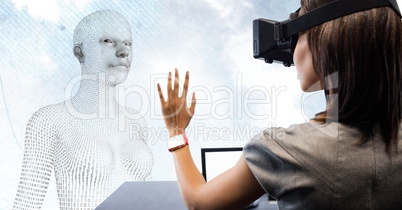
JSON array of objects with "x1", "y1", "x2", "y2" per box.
[{"x1": 12, "y1": 10, "x2": 153, "y2": 210}]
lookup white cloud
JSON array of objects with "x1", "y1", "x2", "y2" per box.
[
  {"x1": 37, "y1": 55, "x2": 58, "y2": 73},
  {"x1": 11, "y1": 0, "x2": 94, "y2": 22},
  {"x1": 12, "y1": 0, "x2": 60, "y2": 22},
  {"x1": 202, "y1": 0, "x2": 234, "y2": 18},
  {"x1": 63, "y1": 0, "x2": 93, "y2": 10}
]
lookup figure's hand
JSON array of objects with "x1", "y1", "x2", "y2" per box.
[{"x1": 157, "y1": 69, "x2": 196, "y2": 137}]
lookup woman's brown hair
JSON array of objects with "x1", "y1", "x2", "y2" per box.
[{"x1": 302, "y1": 0, "x2": 402, "y2": 153}]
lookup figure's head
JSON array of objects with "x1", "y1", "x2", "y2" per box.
[
  {"x1": 73, "y1": 10, "x2": 133, "y2": 86},
  {"x1": 299, "y1": 0, "x2": 401, "y2": 151}
]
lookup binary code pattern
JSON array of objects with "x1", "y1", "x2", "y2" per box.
[
  {"x1": 12, "y1": 10, "x2": 154, "y2": 210},
  {"x1": 13, "y1": 104, "x2": 153, "y2": 210}
]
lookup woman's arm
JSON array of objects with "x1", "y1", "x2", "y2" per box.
[
  {"x1": 173, "y1": 147, "x2": 265, "y2": 209},
  {"x1": 157, "y1": 69, "x2": 265, "y2": 209}
]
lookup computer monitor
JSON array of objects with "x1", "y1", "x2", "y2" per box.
[
  {"x1": 201, "y1": 147, "x2": 276, "y2": 203},
  {"x1": 201, "y1": 147, "x2": 243, "y2": 181}
]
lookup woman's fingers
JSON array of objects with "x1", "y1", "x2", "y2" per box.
[
  {"x1": 167, "y1": 71, "x2": 172, "y2": 100},
  {"x1": 189, "y1": 92, "x2": 196, "y2": 116},
  {"x1": 173, "y1": 68, "x2": 180, "y2": 98},
  {"x1": 182, "y1": 71, "x2": 189, "y2": 99},
  {"x1": 162, "y1": 69, "x2": 195, "y2": 114},
  {"x1": 157, "y1": 83, "x2": 166, "y2": 106}
]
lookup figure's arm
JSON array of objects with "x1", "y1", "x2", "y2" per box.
[
  {"x1": 157, "y1": 69, "x2": 265, "y2": 210},
  {"x1": 13, "y1": 108, "x2": 55, "y2": 209}
]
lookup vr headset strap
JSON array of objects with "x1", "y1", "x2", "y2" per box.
[{"x1": 277, "y1": 0, "x2": 400, "y2": 40}]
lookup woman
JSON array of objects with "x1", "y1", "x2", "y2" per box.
[{"x1": 157, "y1": 0, "x2": 402, "y2": 209}]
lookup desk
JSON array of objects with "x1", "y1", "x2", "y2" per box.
[{"x1": 96, "y1": 181, "x2": 279, "y2": 210}]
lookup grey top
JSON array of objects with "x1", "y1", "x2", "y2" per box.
[{"x1": 244, "y1": 122, "x2": 402, "y2": 210}]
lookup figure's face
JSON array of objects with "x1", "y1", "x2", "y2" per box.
[
  {"x1": 81, "y1": 13, "x2": 133, "y2": 86},
  {"x1": 293, "y1": 32, "x2": 321, "y2": 92}
]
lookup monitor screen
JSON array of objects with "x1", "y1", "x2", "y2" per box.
[
  {"x1": 201, "y1": 147, "x2": 276, "y2": 202},
  {"x1": 201, "y1": 147, "x2": 243, "y2": 181}
]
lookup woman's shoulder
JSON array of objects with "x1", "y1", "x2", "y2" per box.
[
  {"x1": 261, "y1": 122, "x2": 359, "y2": 141},
  {"x1": 243, "y1": 122, "x2": 350, "y2": 196},
  {"x1": 244, "y1": 122, "x2": 347, "y2": 174},
  {"x1": 255, "y1": 122, "x2": 346, "y2": 143}
]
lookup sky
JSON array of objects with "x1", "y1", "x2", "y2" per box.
[{"x1": 2, "y1": 0, "x2": 398, "y2": 209}]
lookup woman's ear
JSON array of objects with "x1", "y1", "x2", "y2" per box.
[{"x1": 73, "y1": 44, "x2": 84, "y2": 63}]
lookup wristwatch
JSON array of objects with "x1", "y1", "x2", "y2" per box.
[{"x1": 167, "y1": 134, "x2": 188, "y2": 152}]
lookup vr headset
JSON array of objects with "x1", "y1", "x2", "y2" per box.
[{"x1": 253, "y1": 0, "x2": 402, "y2": 67}]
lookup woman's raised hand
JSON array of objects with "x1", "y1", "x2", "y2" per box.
[{"x1": 157, "y1": 69, "x2": 196, "y2": 137}]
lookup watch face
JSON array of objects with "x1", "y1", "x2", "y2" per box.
[{"x1": 168, "y1": 134, "x2": 188, "y2": 152}]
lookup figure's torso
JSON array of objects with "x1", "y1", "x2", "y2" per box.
[{"x1": 52, "y1": 104, "x2": 153, "y2": 209}]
